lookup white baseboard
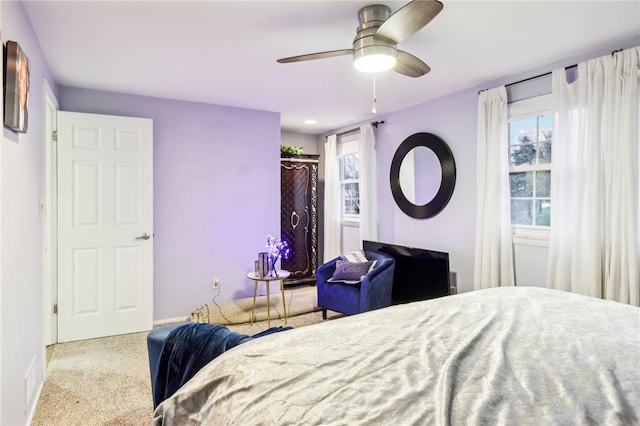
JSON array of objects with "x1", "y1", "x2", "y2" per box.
[{"x1": 27, "y1": 380, "x2": 44, "y2": 426}]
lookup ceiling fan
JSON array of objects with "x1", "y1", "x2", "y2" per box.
[{"x1": 276, "y1": 0, "x2": 443, "y2": 78}]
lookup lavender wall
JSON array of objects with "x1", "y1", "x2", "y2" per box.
[
  {"x1": 316, "y1": 96, "x2": 478, "y2": 284},
  {"x1": 374, "y1": 88, "x2": 478, "y2": 293},
  {"x1": 1, "y1": 1, "x2": 59, "y2": 424},
  {"x1": 60, "y1": 87, "x2": 281, "y2": 321},
  {"x1": 281, "y1": 131, "x2": 319, "y2": 155}
]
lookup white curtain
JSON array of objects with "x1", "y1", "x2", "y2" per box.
[
  {"x1": 548, "y1": 47, "x2": 639, "y2": 306},
  {"x1": 323, "y1": 134, "x2": 341, "y2": 261},
  {"x1": 359, "y1": 124, "x2": 378, "y2": 242},
  {"x1": 474, "y1": 86, "x2": 515, "y2": 289}
]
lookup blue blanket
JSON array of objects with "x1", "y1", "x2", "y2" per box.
[{"x1": 153, "y1": 323, "x2": 291, "y2": 408}]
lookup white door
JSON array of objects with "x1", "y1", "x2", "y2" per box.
[{"x1": 57, "y1": 111, "x2": 153, "y2": 342}]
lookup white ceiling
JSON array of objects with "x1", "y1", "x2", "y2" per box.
[{"x1": 23, "y1": 0, "x2": 640, "y2": 135}]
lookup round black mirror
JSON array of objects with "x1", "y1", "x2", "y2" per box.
[{"x1": 390, "y1": 132, "x2": 456, "y2": 219}]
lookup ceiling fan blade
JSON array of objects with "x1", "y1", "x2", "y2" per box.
[
  {"x1": 277, "y1": 49, "x2": 353, "y2": 64},
  {"x1": 375, "y1": 0, "x2": 444, "y2": 44},
  {"x1": 394, "y1": 50, "x2": 431, "y2": 78}
]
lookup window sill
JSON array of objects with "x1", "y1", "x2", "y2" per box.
[
  {"x1": 512, "y1": 227, "x2": 549, "y2": 248},
  {"x1": 513, "y1": 236, "x2": 549, "y2": 248},
  {"x1": 341, "y1": 217, "x2": 360, "y2": 227}
]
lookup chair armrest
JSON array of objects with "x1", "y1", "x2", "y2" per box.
[
  {"x1": 365, "y1": 259, "x2": 392, "y2": 281},
  {"x1": 360, "y1": 260, "x2": 395, "y2": 292},
  {"x1": 359, "y1": 259, "x2": 395, "y2": 311}
]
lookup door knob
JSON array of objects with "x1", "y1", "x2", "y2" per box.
[{"x1": 135, "y1": 233, "x2": 151, "y2": 240}]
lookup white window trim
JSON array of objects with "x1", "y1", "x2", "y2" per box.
[
  {"x1": 509, "y1": 94, "x2": 552, "y2": 121},
  {"x1": 508, "y1": 94, "x2": 552, "y2": 247},
  {"x1": 512, "y1": 227, "x2": 550, "y2": 247},
  {"x1": 341, "y1": 217, "x2": 360, "y2": 227}
]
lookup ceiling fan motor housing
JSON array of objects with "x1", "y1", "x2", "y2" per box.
[{"x1": 353, "y1": 5, "x2": 398, "y2": 71}]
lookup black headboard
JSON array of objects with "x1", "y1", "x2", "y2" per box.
[{"x1": 363, "y1": 240, "x2": 450, "y2": 304}]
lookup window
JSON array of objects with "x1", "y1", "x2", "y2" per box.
[
  {"x1": 338, "y1": 134, "x2": 360, "y2": 220},
  {"x1": 340, "y1": 153, "x2": 359, "y2": 217},
  {"x1": 508, "y1": 95, "x2": 552, "y2": 231},
  {"x1": 509, "y1": 113, "x2": 552, "y2": 227}
]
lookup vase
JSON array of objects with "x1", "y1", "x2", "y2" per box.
[
  {"x1": 257, "y1": 252, "x2": 269, "y2": 278},
  {"x1": 269, "y1": 255, "x2": 280, "y2": 277}
]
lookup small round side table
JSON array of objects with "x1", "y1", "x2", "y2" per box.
[{"x1": 246, "y1": 270, "x2": 291, "y2": 327}]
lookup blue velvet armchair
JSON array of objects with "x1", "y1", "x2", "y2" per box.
[{"x1": 316, "y1": 250, "x2": 395, "y2": 319}]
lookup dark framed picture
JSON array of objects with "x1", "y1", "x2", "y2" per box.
[{"x1": 3, "y1": 40, "x2": 30, "y2": 133}]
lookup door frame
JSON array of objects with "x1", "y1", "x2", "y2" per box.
[{"x1": 43, "y1": 80, "x2": 59, "y2": 348}]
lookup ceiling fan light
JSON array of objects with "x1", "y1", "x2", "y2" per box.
[{"x1": 353, "y1": 45, "x2": 397, "y2": 73}]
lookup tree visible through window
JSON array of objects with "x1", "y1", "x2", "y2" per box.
[
  {"x1": 340, "y1": 153, "x2": 360, "y2": 217},
  {"x1": 509, "y1": 113, "x2": 552, "y2": 227}
]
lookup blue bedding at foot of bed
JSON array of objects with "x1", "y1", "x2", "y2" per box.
[{"x1": 152, "y1": 323, "x2": 291, "y2": 407}]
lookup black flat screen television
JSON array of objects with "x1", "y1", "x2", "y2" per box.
[{"x1": 363, "y1": 240, "x2": 450, "y2": 304}]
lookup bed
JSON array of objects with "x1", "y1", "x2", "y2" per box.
[{"x1": 153, "y1": 287, "x2": 640, "y2": 425}]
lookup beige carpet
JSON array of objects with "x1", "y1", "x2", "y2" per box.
[
  {"x1": 32, "y1": 332, "x2": 152, "y2": 426},
  {"x1": 32, "y1": 288, "x2": 325, "y2": 426},
  {"x1": 190, "y1": 284, "x2": 320, "y2": 324}
]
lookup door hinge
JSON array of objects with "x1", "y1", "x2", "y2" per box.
[
  {"x1": 52, "y1": 130, "x2": 58, "y2": 142},
  {"x1": 53, "y1": 303, "x2": 58, "y2": 315}
]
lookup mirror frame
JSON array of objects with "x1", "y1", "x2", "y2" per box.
[{"x1": 390, "y1": 132, "x2": 456, "y2": 219}]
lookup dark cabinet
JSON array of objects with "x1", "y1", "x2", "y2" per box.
[{"x1": 280, "y1": 155, "x2": 319, "y2": 285}]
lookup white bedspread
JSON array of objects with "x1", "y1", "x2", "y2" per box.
[{"x1": 153, "y1": 287, "x2": 640, "y2": 425}]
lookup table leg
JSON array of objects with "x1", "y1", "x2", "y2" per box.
[
  {"x1": 280, "y1": 279, "x2": 287, "y2": 324},
  {"x1": 251, "y1": 280, "x2": 258, "y2": 326},
  {"x1": 266, "y1": 282, "x2": 271, "y2": 328}
]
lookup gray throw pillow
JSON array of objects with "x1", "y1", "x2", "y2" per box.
[
  {"x1": 327, "y1": 260, "x2": 376, "y2": 284},
  {"x1": 341, "y1": 250, "x2": 368, "y2": 263}
]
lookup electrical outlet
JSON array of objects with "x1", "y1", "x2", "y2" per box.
[{"x1": 212, "y1": 278, "x2": 220, "y2": 289}]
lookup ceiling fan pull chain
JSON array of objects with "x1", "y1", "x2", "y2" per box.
[{"x1": 372, "y1": 74, "x2": 377, "y2": 114}]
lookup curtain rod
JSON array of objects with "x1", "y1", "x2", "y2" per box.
[
  {"x1": 327, "y1": 121, "x2": 385, "y2": 139},
  {"x1": 477, "y1": 48, "x2": 624, "y2": 95},
  {"x1": 477, "y1": 64, "x2": 577, "y2": 95}
]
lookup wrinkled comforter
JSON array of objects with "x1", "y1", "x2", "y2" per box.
[{"x1": 154, "y1": 287, "x2": 640, "y2": 425}]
